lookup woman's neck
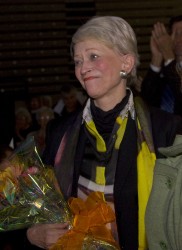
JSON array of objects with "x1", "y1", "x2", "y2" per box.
[{"x1": 93, "y1": 88, "x2": 127, "y2": 111}]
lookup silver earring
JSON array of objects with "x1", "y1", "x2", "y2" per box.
[{"x1": 120, "y1": 70, "x2": 128, "y2": 79}]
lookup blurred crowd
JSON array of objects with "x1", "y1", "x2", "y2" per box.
[{"x1": 4, "y1": 84, "x2": 87, "y2": 154}]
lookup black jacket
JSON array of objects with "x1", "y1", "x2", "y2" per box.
[{"x1": 141, "y1": 60, "x2": 182, "y2": 116}]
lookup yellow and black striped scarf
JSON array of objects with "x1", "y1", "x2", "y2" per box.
[{"x1": 83, "y1": 93, "x2": 156, "y2": 250}]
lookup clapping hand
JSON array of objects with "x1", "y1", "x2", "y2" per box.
[{"x1": 150, "y1": 22, "x2": 175, "y2": 66}]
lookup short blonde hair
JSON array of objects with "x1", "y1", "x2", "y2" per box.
[{"x1": 71, "y1": 16, "x2": 140, "y2": 81}]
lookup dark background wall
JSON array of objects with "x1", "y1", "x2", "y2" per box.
[{"x1": 0, "y1": 0, "x2": 182, "y2": 96}]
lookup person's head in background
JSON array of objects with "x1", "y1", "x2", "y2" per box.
[
  {"x1": 41, "y1": 95, "x2": 53, "y2": 109},
  {"x1": 13, "y1": 107, "x2": 33, "y2": 148},
  {"x1": 169, "y1": 15, "x2": 182, "y2": 61},
  {"x1": 27, "y1": 107, "x2": 55, "y2": 154},
  {"x1": 60, "y1": 83, "x2": 81, "y2": 113},
  {"x1": 36, "y1": 107, "x2": 55, "y2": 130},
  {"x1": 70, "y1": 16, "x2": 139, "y2": 110},
  {"x1": 27, "y1": 95, "x2": 42, "y2": 114},
  {"x1": 0, "y1": 144, "x2": 13, "y2": 170},
  {"x1": 15, "y1": 107, "x2": 32, "y2": 132}
]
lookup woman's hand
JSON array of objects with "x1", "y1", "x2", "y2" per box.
[{"x1": 27, "y1": 223, "x2": 69, "y2": 249}]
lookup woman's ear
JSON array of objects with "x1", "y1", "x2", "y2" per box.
[{"x1": 120, "y1": 54, "x2": 135, "y2": 74}]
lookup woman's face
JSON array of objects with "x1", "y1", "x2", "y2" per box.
[{"x1": 73, "y1": 39, "x2": 126, "y2": 109}]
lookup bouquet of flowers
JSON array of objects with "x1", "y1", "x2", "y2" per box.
[
  {"x1": 0, "y1": 136, "x2": 73, "y2": 231},
  {"x1": 0, "y1": 136, "x2": 120, "y2": 250}
]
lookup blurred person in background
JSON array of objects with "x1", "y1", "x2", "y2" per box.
[
  {"x1": 53, "y1": 83, "x2": 85, "y2": 119},
  {"x1": 41, "y1": 95, "x2": 53, "y2": 109},
  {"x1": 141, "y1": 15, "x2": 182, "y2": 116},
  {"x1": 27, "y1": 107, "x2": 55, "y2": 155},
  {"x1": 11, "y1": 107, "x2": 33, "y2": 148},
  {"x1": 26, "y1": 95, "x2": 42, "y2": 131}
]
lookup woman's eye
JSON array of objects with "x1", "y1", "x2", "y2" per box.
[
  {"x1": 74, "y1": 60, "x2": 82, "y2": 67},
  {"x1": 90, "y1": 54, "x2": 98, "y2": 60}
]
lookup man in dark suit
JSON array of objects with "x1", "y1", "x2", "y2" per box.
[{"x1": 141, "y1": 15, "x2": 182, "y2": 116}]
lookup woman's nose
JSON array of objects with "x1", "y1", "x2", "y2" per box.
[{"x1": 80, "y1": 61, "x2": 92, "y2": 75}]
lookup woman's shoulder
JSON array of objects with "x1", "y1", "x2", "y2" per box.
[{"x1": 46, "y1": 109, "x2": 83, "y2": 138}]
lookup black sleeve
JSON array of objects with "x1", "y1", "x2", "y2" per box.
[
  {"x1": 41, "y1": 117, "x2": 65, "y2": 165},
  {"x1": 141, "y1": 68, "x2": 165, "y2": 108},
  {"x1": 42, "y1": 111, "x2": 82, "y2": 166},
  {"x1": 150, "y1": 107, "x2": 182, "y2": 157},
  {"x1": 163, "y1": 61, "x2": 182, "y2": 115}
]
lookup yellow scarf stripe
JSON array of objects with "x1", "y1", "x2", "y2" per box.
[
  {"x1": 137, "y1": 118, "x2": 141, "y2": 130},
  {"x1": 96, "y1": 166, "x2": 106, "y2": 185},
  {"x1": 115, "y1": 116, "x2": 128, "y2": 149},
  {"x1": 137, "y1": 117, "x2": 156, "y2": 249},
  {"x1": 85, "y1": 120, "x2": 106, "y2": 152},
  {"x1": 137, "y1": 142, "x2": 156, "y2": 249},
  {"x1": 85, "y1": 121, "x2": 107, "y2": 185}
]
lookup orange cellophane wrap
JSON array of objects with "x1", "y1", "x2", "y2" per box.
[{"x1": 50, "y1": 191, "x2": 120, "y2": 250}]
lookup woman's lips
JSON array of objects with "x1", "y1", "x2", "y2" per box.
[{"x1": 84, "y1": 76, "x2": 96, "y2": 82}]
